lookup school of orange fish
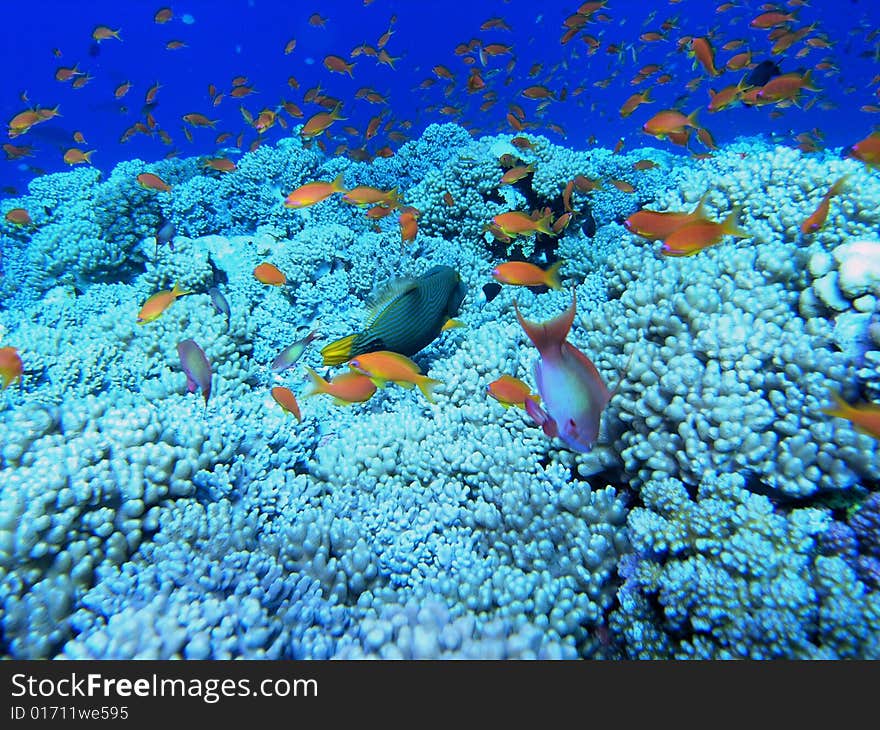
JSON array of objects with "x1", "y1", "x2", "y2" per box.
[{"x1": 3, "y1": 0, "x2": 880, "y2": 449}]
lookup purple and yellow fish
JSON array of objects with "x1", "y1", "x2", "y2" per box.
[{"x1": 178, "y1": 339, "x2": 212, "y2": 406}]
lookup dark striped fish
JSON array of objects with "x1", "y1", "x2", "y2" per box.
[{"x1": 321, "y1": 265, "x2": 466, "y2": 366}]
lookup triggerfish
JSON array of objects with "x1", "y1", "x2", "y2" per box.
[
  {"x1": 177, "y1": 339, "x2": 212, "y2": 406},
  {"x1": 514, "y1": 291, "x2": 611, "y2": 452},
  {"x1": 320, "y1": 265, "x2": 466, "y2": 365}
]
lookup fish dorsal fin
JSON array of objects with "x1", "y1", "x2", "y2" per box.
[{"x1": 364, "y1": 278, "x2": 419, "y2": 327}]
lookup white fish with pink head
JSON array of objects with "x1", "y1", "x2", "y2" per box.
[{"x1": 513, "y1": 291, "x2": 612, "y2": 452}]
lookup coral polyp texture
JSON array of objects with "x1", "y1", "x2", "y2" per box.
[{"x1": 1, "y1": 125, "x2": 879, "y2": 659}]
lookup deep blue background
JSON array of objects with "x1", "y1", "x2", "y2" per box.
[{"x1": 2, "y1": 0, "x2": 878, "y2": 194}]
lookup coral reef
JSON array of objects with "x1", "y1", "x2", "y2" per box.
[{"x1": 1, "y1": 125, "x2": 879, "y2": 659}]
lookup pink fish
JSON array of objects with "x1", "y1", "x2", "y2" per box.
[
  {"x1": 177, "y1": 339, "x2": 212, "y2": 406},
  {"x1": 513, "y1": 291, "x2": 610, "y2": 452}
]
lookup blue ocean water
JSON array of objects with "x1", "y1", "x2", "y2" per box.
[{"x1": 1, "y1": 0, "x2": 880, "y2": 660}]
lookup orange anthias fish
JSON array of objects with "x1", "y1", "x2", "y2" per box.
[
  {"x1": 63, "y1": 148, "x2": 93, "y2": 165},
  {"x1": 688, "y1": 37, "x2": 720, "y2": 77},
  {"x1": 642, "y1": 109, "x2": 700, "y2": 139},
  {"x1": 398, "y1": 207, "x2": 419, "y2": 244},
  {"x1": 253, "y1": 262, "x2": 287, "y2": 285},
  {"x1": 492, "y1": 260, "x2": 564, "y2": 290},
  {"x1": 341, "y1": 185, "x2": 400, "y2": 207},
  {"x1": 324, "y1": 55, "x2": 355, "y2": 76},
  {"x1": 0, "y1": 346, "x2": 23, "y2": 391},
  {"x1": 849, "y1": 132, "x2": 880, "y2": 167},
  {"x1": 514, "y1": 291, "x2": 611, "y2": 452},
  {"x1": 661, "y1": 209, "x2": 749, "y2": 256},
  {"x1": 801, "y1": 175, "x2": 849, "y2": 234},
  {"x1": 271, "y1": 386, "x2": 302, "y2": 422},
  {"x1": 493, "y1": 211, "x2": 555, "y2": 238},
  {"x1": 500, "y1": 163, "x2": 535, "y2": 185},
  {"x1": 301, "y1": 104, "x2": 345, "y2": 139},
  {"x1": 137, "y1": 283, "x2": 191, "y2": 323},
  {"x1": 624, "y1": 193, "x2": 709, "y2": 240},
  {"x1": 136, "y1": 172, "x2": 171, "y2": 192},
  {"x1": 284, "y1": 173, "x2": 346, "y2": 209},
  {"x1": 92, "y1": 26, "x2": 122, "y2": 42},
  {"x1": 4, "y1": 208, "x2": 32, "y2": 225},
  {"x1": 348, "y1": 351, "x2": 441, "y2": 403},
  {"x1": 182, "y1": 113, "x2": 218, "y2": 128},
  {"x1": 487, "y1": 375, "x2": 541, "y2": 410},
  {"x1": 305, "y1": 367, "x2": 376, "y2": 405},
  {"x1": 822, "y1": 392, "x2": 880, "y2": 440}
]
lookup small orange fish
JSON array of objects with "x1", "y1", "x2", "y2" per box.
[
  {"x1": 284, "y1": 173, "x2": 346, "y2": 209},
  {"x1": 493, "y1": 211, "x2": 555, "y2": 238},
  {"x1": 166, "y1": 40, "x2": 187, "y2": 50},
  {"x1": 324, "y1": 55, "x2": 355, "y2": 76},
  {"x1": 801, "y1": 175, "x2": 849, "y2": 234},
  {"x1": 182, "y1": 113, "x2": 217, "y2": 128},
  {"x1": 499, "y1": 164, "x2": 535, "y2": 185},
  {"x1": 284, "y1": 38, "x2": 297, "y2": 54},
  {"x1": 487, "y1": 375, "x2": 540, "y2": 410},
  {"x1": 348, "y1": 351, "x2": 441, "y2": 403},
  {"x1": 661, "y1": 209, "x2": 749, "y2": 256},
  {"x1": 849, "y1": 132, "x2": 880, "y2": 166},
  {"x1": 63, "y1": 148, "x2": 93, "y2": 165},
  {"x1": 304, "y1": 367, "x2": 377, "y2": 405},
  {"x1": 492, "y1": 260, "x2": 563, "y2": 290},
  {"x1": 114, "y1": 81, "x2": 132, "y2": 98},
  {"x1": 398, "y1": 207, "x2": 419, "y2": 244},
  {"x1": 4, "y1": 208, "x2": 31, "y2": 226},
  {"x1": 271, "y1": 386, "x2": 302, "y2": 422},
  {"x1": 145, "y1": 81, "x2": 162, "y2": 104},
  {"x1": 642, "y1": 109, "x2": 700, "y2": 138},
  {"x1": 0, "y1": 346, "x2": 23, "y2": 391},
  {"x1": 92, "y1": 26, "x2": 121, "y2": 42},
  {"x1": 136, "y1": 172, "x2": 171, "y2": 192},
  {"x1": 341, "y1": 185, "x2": 399, "y2": 208},
  {"x1": 300, "y1": 104, "x2": 345, "y2": 139},
  {"x1": 253, "y1": 262, "x2": 287, "y2": 286},
  {"x1": 625, "y1": 193, "x2": 709, "y2": 240},
  {"x1": 822, "y1": 391, "x2": 880, "y2": 439},
  {"x1": 154, "y1": 7, "x2": 173, "y2": 23},
  {"x1": 137, "y1": 283, "x2": 191, "y2": 323},
  {"x1": 308, "y1": 13, "x2": 327, "y2": 27},
  {"x1": 688, "y1": 37, "x2": 720, "y2": 77},
  {"x1": 202, "y1": 157, "x2": 236, "y2": 172},
  {"x1": 609, "y1": 179, "x2": 635, "y2": 193}
]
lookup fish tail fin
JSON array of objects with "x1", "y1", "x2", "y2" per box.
[
  {"x1": 545, "y1": 260, "x2": 564, "y2": 290},
  {"x1": 320, "y1": 334, "x2": 358, "y2": 365},
  {"x1": 821, "y1": 391, "x2": 851, "y2": 419},
  {"x1": 304, "y1": 367, "x2": 329, "y2": 397},
  {"x1": 828, "y1": 174, "x2": 851, "y2": 198},
  {"x1": 802, "y1": 69, "x2": 820, "y2": 92},
  {"x1": 535, "y1": 212, "x2": 555, "y2": 236},
  {"x1": 331, "y1": 172, "x2": 347, "y2": 194},
  {"x1": 331, "y1": 102, "x2": 347, "y2": 121},
  {"x1": 687, "y1": 107, "x2": 701, "y2": 128},
  {"x1": 514, "y1": 290, "x2": 577, "y2": 352},
  {"x1": 418, "y1": 376, "x2": 441, "y2": 403},
  {"x1": 721, "y1": 207, "x2": 749, "y2": 239},
  {"x1": 171, "y1": 282, "x2": 192, "y2": 297},
  {"x1": 693, "y1": 190, "x2": 711, "y2": 217}
]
